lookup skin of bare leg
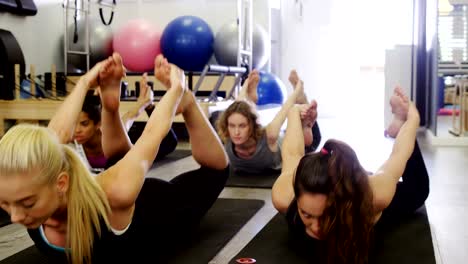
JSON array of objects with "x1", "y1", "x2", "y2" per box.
[
  {"x1": 264, "y1": 80, "x2": 305, "y2": 151},
  {"x1": 180, "y1": 92, "x2": 229, "y2": 169},
  {"x1": 272, "y1": 105, "x2": 308, "y2": 212},
  {"x1": 237, "y1": 69, "x2": 259, "y2": 104},
  {"x1": 99, "y1": 53, "x2": 133, "y2": 159},
  {"x1": 154, "y1": 55, "x2": 228, "y2": 170},
  {"x1": 385, "y1": 86, "x2": 410, "y2": 138}
]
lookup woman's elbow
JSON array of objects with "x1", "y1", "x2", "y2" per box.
[
  {"x1": 54, "y1": 129, "x2": 73, "y2": 144},
  {"x1": 104, "y1": 183, "x2": 139, "y2": 209}
]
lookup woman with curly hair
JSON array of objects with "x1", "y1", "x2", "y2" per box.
[{"x1": 216, "y1": 69, "x2": 320, "y2": 175}]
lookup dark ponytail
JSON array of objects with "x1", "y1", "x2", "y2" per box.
[{"x1": 295, "y1": 139, "x2": 375, "y2": 264}]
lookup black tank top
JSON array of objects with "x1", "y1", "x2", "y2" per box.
[
  {"x1": 285, "y1": 200, "x2": 327, "y2": 262},
  {"x1": 27, "y1": 212, "x2": 159, "y2": 263},
  {"x1": 26, "y1": 183, "x2": 179, "y2": 263}
]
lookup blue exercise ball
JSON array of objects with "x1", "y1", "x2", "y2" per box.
[
  {"x1": 160, "y1": 15, "x2": 214, "y2": 72},
  {"x1": 257, "y1": 71, "x2": 287, "y2": 106}
]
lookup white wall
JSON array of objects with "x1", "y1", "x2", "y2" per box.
[
  {"x1": 384, "y1": 45, "x2": 413, "y2": 129},
  {"x1": 280, "y1": 0, "x2": 360, "y2": 118},
  {"x1": 0, "y1": 1, "x2": 64, "y2": 74},
  {"x1": 279, "y1": 0, "x2": 414, "y2": 118},
  {"x1": 0, "y1": 0, "x2": 270, "y2": 74}
]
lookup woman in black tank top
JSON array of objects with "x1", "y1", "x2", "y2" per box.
[
  {"x1": 272, "y1": 87, "x2": 429, "y2": 264},
  {"x1": 0, "y1": 54, "x2": 229, "y2": 263}
]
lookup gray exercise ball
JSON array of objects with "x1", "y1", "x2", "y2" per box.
[
  {"x1": 214, "y1": 21, "x2": 271, "y2": 69},
  {"x1": 64, "y1": 18, "x2": 113, "y2": 71}
]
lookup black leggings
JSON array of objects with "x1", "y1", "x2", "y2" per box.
[
  {"x1": 126, "y1": 123, "x2": 178, "y2": 161},
  {"x1": 133, "y1": 166, "x2": 229, "y2": 244},
  {"x1": 381, "y1": 140, "x2": 430, "y2": 220}
]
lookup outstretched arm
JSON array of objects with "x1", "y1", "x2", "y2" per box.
[
  {"x1": 97, "y1": 55, "x2": 185, "y2": 211},
  {"x1": 48, "y1": 63, "x2": 101, "y2": 143},
  {"x1": 370, "y1": 102, "x2": 420, "y2": 212},
  {"x1": 265, "y1": 81, "x2": 303, "y2": 150},
  {"x1": 121, "y1": 73, "x2": 154, "y2": 131},
  {"x1": 272, "y1": 105, "x2": 306, "y2": 214}
]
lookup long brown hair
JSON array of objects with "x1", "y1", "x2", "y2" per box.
[
  {"x1": 216, "y1": 100, "x2": 264, "y2": 143},
  {"x1": 294, "y1": 139, "x2": 374, "y2": 264},
  {"x1": 0, "y1": 124, "x2": 111, "y2": 264}
]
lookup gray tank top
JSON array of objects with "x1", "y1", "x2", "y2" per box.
[{"x1": 225, "y1": 133, "x2": 282, "y2": 174}]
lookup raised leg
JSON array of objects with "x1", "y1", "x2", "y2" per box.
[
  {"x1": 154, "y1": 55, "x2": 229, "y2": 170},
  {"x1": 98, "y1": 53, "x2": 132, "y2": 160}
]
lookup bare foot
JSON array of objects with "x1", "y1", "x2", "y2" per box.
[
  {"x1": 98, "y1": 53, "x2": 126, "y2": 113},
  {"x1": 154, "y1": 54, "x2": 186, "y2": 91},
  {"x1": 137, "y1": 72, "x2": 154, "y2": 110},
  {"x1": 395, "y1": 86, "x2": 410, "y2": 105},
  {"x1": 154, "y1": 54, "x2": 171, "y2": 88},
  {"x1": 288, "y1": 69, "x2": 299, "y2": 87},
  {"x1": 239, "y1": 69, "x2": 260, "y2": 103},
  {"x1": 385, "y1": 86, "x2": 410, "y2": 138},
  {"x1": 289, "y1": 69, "x2": 308, "y2": 104},
  {"x1": 299, "y1": 100, "x2": 318, "y2": 146},
  {"x1": 154, "y1": 54, "x2": 187, "y2": 114}
]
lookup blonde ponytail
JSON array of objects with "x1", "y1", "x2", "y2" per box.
[
  {"x1": 63, "y1": 145, "x2": 111, "y2": 264},
  {"x1": 0, "y1": 124, "x2": 111, "y2": 264}
]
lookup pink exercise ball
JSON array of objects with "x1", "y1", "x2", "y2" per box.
[{"x1": 113, "y1": 19, "x2": 161, "y2": 72}]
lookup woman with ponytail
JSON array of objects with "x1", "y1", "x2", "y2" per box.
[
  {"x1": 272, "y1": 87, "x2": 430, "y2": 264},
  {"x1": 0, "y1": 53, "x2": 229, "y2": 263}
]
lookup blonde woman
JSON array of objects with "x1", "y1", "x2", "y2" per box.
[{"x1": 0, "y1": 53, "x2": 228, "y2": 263}]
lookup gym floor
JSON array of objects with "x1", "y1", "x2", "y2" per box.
[{"x1": 0, "y1": 117, "x2": 467, "y2": 264}]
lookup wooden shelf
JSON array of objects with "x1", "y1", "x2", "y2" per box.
[{"x1": 0, "y1": 99, "x2": 213, "y2": 137}]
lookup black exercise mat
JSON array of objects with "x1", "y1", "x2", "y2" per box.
[
  {"x1": 0, "y1": 247, "x2": 53, "y2": 264},
  {"x1": 226, "y1": 169, "x2": 281, "y2": 189},
  {"x1": 167, "y1": 198, "x2": 264, "y2": 263},
  {"x1": 230, "y1": 205, "x2": 435, "y2": 264},
  {"x1": 151, "y1": 149, "x2": 192, "y2": 168},
  {"x1": 0, "y1": 198, "x2": 265, "y2": 264}
]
